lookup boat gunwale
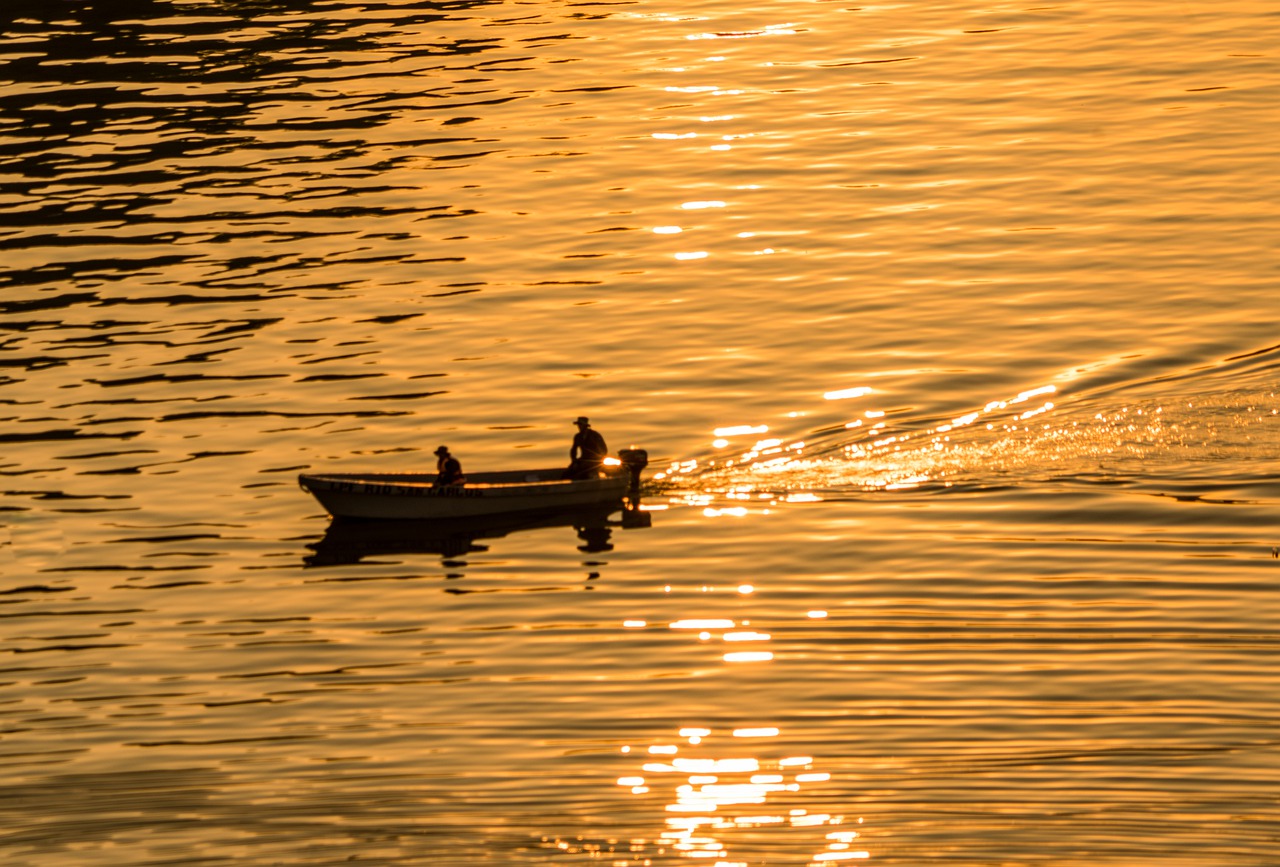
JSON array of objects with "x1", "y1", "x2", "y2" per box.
[{"x1": 299, "y1": 468, "x2": 627, "y2": 495}]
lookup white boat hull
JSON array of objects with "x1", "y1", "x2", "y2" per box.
[{"x1": 298, "y1": 467, "x2": 632, "y2": 520}]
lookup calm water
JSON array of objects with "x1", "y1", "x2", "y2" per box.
[{"x1": 2, "y1": 0, "x2": 1278, "y2": 863}]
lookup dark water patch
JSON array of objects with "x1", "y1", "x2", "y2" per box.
[
  {"x1": 105, "y1": 522, "x2": 244, "y2": 531},
  {"x1": 0, "y1": 610, "x2": 144, "y2": 621},
  {"x1": 221, "y1": 617, "x2": 311, "y2": 625},
  {"x1": 1225, "y1": 341, "x2": 1280, "y2": 365},
  {"x1": 1, "y1": 490, "x2": 130, "y2": 502},
  {"x1": 345, "y1": 391, "x2": 447, "y2": 401},
  {"x1": 0, "y1": 281, "x2": 282, "y2": 320},
  {"x1": 41, "y1": 333, "x2": 184, "y2": 351},
  {"x1": 53, "y1": 692, "x2": 195, "y2": 706},
  {"x1": 232, "y1": 638, "x2": 333, "y2": 648},
  {"x1": 78, "y1": 466, "x2": 144, "y2": 476},
  {"x1": 102, "y1": 291, "x2": 280, "y2": 308},
  {"x1": 197, "y1": 318, "x2": 283, "y2": 339},
  {"x1": 166, "y1": 203, "x2": 428, "y2": 225},
  {"x1": 87, "y1": 372, "x2": 284, "y2": 387},
  {"x1": 309, "y1": 573, "x2": 437, "y2": 584},
  {"x1": 0, "y1": 319, "x2": 150, "y2": 335},
  {"x1": 356, "y1": 313, "x2": 422, "y2": 324},
  {"x1": 129, "y1": 734, "x2": 318, "y2": 748},
  {"x1": 157, "y1": 409, "x2": 408, "y2": 421},
  {"x1": 405, "y1": 255, "x2": 467, "y2": 264},
  {"x1": 0, "y1": 429, "x2": 141, "y2": 444},
  {"x1": 819, "y1": 56, "x2": 920, "y2": 67},
  {"x1": 0, "y1": 255, "x2": 196, "y2": 291},
  {"x1": 415, "y1": 208, "x2": 484, "y2": 223},
  {"x1": 105, "y1": 534, "x2": 223, "y2": 545},
  {"x1": 10, "y1": 643, "x2": 133, "y2": 655},
  {"x1": 0, "y1": 354, "x2": 109, "y2": 371},
  {"x1": 68, "y1": 451, "x2": 242, "y2": 473},
  {"x1": 114, "y1": 580, "x2": 212, "y2": 590},
  {"x1": 0, "y1": 586, "x2": 74, "y2": 596},
  {"x1": 1, "y1": 5, "x2": 492, "y2": 100},
  {"x1": 38, "y1": 565, "x2": 211, "y2": 574},
  {"x1": 200, "y1": 697, "x2": 285, "y2": 708},
  {"x1": 297, "y1": 351, "x2": 379, "y2": 365},
  {"x1": 444, "y1": 585, "x2": 579, "y2": 595},
  {"x1": 0, "y1": 292, "x2": 101, "y2": 314},
  {"x1": 194, "y1": 228, "x2": 343, "y2": 246},
  {"x1": 0, "y1": 230, "x2": 192, "y2": 251},
  {"x1": 0, "y1": 469, "x2": 60, "y2": 478},
  {"x1": 296, "y1": 373, "x2": 386, "y2": 382}
]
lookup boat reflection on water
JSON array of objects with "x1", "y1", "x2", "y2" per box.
[{"x1": 302, "y1": 503, "x2": 653, "y2": 568}]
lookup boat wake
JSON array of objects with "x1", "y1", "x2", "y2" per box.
[{"x1": 655, "y1": 344, "x2": 1280, "y2": 504}]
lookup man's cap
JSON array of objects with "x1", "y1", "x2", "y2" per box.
[
  {"x1": 434, "y1": 445, "x2": 449, "y2": 455},
  {"x1": 575, "y1": 416, "x2": 589, "y2": 425}
]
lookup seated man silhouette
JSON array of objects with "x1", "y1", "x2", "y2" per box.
[
  {"x1": 565, "y1": 416, "x2": 607, "y2": 480},
  {"x1": 432, "y1": 445, "x2": 466, "y2": 488}
]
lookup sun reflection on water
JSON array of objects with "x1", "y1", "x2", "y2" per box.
[
  {"x1": 549, "y1": 594, "x2": 871, "y2": 865},
  {"x1": 610, "y1": 726, "x2": 865, "y2": 867}
]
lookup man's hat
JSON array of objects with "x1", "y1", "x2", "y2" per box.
[
  {"x1": 574, "y1": 416, "x2": 589, "y2": 425},
  {"x1": 434, "y1": 445, "x2": 449, "y2": 455}
]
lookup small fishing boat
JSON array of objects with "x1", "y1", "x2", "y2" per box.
[{"x1": 298, "y1": 449, "x2": 648, "y2": 521}]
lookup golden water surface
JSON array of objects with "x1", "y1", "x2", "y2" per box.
[{"x1": 1, "y1": 1, "x2": 1278, "y2": 864}]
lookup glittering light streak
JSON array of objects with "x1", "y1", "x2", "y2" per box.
[
  {"x1": 823, "y1": 386, "x2": 872, "y2": 400},
  {"x1": 715, "y1": 424, "x2": 769, "y2": 437}
]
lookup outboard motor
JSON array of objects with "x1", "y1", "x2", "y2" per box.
[{"x1": 617, "y1": 448, "x2": 648, "y2": 499}]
